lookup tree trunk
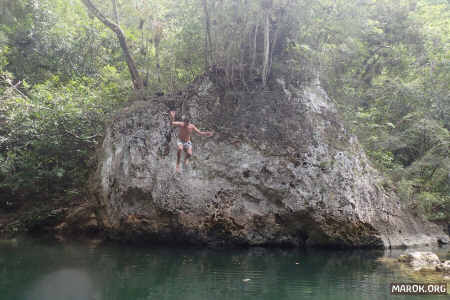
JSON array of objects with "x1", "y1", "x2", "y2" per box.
[
  {"x1": 111, "y1": 0, "x2": 120, "y2": 25},
  {"x1": 202, "y1": 0, "x2": 213, "y2": 70},
  {"x1": 153, "y1": 22, "x2": 163, "y2": 86},
  {"x1": 155, "y1": 40, "x2": 161, "y2": 85},
  {"x1": 82, "y1": 0, "x2": 144, "y2": 90},
  {"x1": 262, "y1": 10, "x2": 270, "y2": 86},
  {"x1": 268, "y1": 18, "x2": 281, "y2": 79},
  {"x1": 251, "y1": 23, "x2": 259, "y2": 73}
]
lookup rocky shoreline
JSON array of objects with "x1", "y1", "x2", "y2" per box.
[
  {"x1": 0, "y1": 202, "x2": 99, "y2": 241},
  {"x1": 379, "y1": 251, "x2": 450, "y2": 282}
]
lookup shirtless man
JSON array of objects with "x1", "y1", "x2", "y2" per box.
[{"x1": 169, "y1": 111, "x2": 213, "y2": 172}]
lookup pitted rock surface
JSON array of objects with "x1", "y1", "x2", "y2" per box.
[
  {"x1": 90, "y1": 76, "x2": 447, "y2": 248},
  {"x1": 398, "y1": 251, "x2": 442, "y2": 271}
]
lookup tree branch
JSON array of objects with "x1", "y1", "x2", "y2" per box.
[{"x1": 81, "y1": 0, "x2": 144, "y2": 90}]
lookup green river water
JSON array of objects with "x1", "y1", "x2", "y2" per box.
[{"x1": 0, "y1": 238, "x2": 448, "y2": 300}]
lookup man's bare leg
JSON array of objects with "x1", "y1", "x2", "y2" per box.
[
  {"x1": 184, "y1": 147, "x2": 192, "y2": 168},
  {"x1": 176, "y1": 145, "x2": 183, "y2": 172}
]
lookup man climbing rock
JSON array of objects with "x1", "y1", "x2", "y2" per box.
[{"x1": 169, "y1": 111, "x2": 213, "y2": 172}]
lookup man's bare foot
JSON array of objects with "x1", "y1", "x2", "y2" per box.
[{"x1": 176, "y1": 165, "x2": 181, "y2": 173}]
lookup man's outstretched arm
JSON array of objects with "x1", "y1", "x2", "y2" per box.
[
  {"x1": 192, "y1": 125, "x2": 213, "y2": 137},
  {"x1": 169, "y1": 111, "x2": 183, "y2": 127}
]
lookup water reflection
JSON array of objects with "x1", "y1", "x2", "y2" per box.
[
  {"x1": 26, "y1": 269, "x2": 99, "y2": 300},
  {"x1": 0, "y1": 238, "x2": 447, "y2": 300}
]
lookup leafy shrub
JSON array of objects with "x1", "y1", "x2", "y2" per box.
[{"x1": 0, "y1": 72, "x2": 123, "y2": 205}]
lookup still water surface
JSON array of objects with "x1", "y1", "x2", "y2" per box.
[{"x1": 0, "y1": 238, "x2": 447, "y2": 300}]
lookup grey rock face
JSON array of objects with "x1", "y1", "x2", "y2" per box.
[{"x1": 90, "y1": 76, "x2": 448, "y2": 248}]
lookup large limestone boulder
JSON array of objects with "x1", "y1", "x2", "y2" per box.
[
  {"x1": 89, "y1": 75, "x2": 448, "y2": 248},
  {"x1": 398, "y1": 252, "x2": 441, "y2": 271}
]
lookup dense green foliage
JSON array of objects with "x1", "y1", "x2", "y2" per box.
[
  {"x1": 320, "y1": 0, "x2": 449, "y2": 222},
  {"x1": 0, "y1": 0, "x2": 128, "y2": 206},
  {"x1": 0, "y1": 0, "x2": 448, "y2": 222}
]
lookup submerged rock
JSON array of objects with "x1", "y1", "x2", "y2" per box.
[
  {"x1": 89, "y1": 75, "x2": 448, "y2": 248},
  {"x1": 438, "y1": 237, "x2": 449, "y2": 245},
  {"x1": 436, "y1": 260, "x2": 450, "y2": 273}
]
